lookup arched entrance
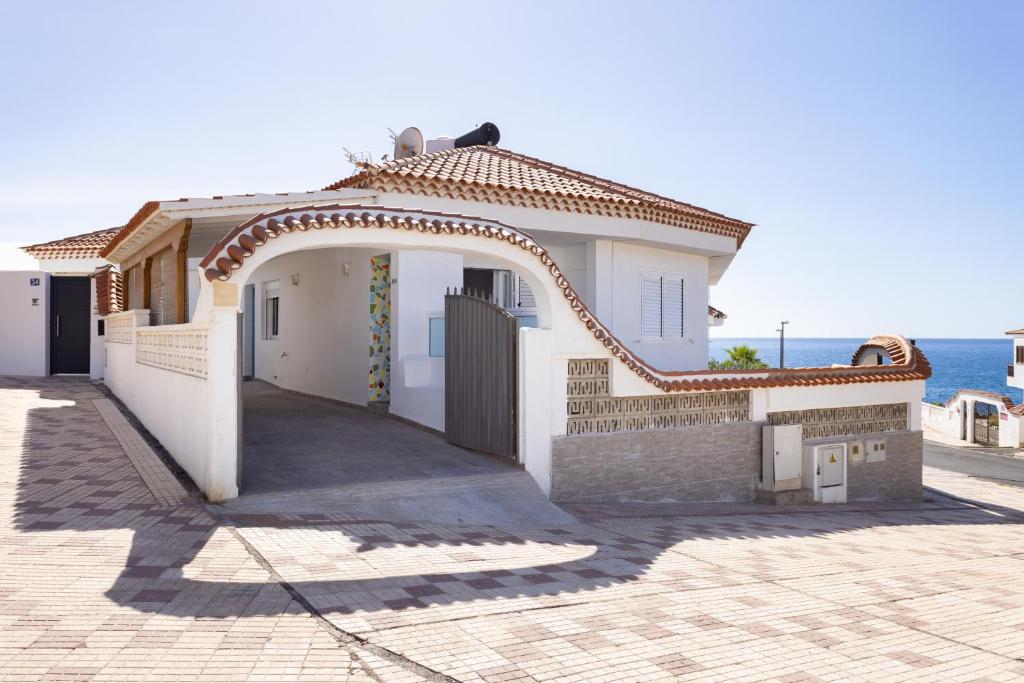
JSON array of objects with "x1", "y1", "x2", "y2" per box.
[{"x1": 192, "y1": 206, "x2": 587, "y2": 511}]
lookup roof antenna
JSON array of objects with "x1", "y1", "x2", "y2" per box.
[{"x1": 342, "y1": 147, "x2": 373, "y2": 168}]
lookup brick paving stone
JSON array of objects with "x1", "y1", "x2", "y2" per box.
[
  {"x1": 6, "y1": 377, "x2": 1024, "y2": 681},
  {"x1": 0, "y1": 377, "x2": 425, "y2": 682}
]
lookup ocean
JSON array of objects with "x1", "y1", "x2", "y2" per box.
[{"x1": 709, "y1": 338, "x2": 1021, "y2": 406}]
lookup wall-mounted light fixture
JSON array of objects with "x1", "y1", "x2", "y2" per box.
[
  {"x1": 290, "y1": 273, "x2": 300, "y2": 286},
  {"x1": 342, "y1": 263, "x2": 351, "y2": 276}
]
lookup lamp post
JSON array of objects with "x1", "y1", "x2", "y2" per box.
[{"x1": 777, "y1": 321, "x2": 789, "y2": 368}]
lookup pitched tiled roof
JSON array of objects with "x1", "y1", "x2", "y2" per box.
[
  {"x1": 201, "y1": 205, "x2": 929, "y2": 393},
  {"x1": 22, "y1": 227, "x2": 120, "y2": 260},
  {"x1": 708, "y1": 305, "x2": 727, "y2": 320},
  {"x1": 1006, "y1": 329, "x2": 1024, "y2": 335},
  {"x1": 324, "y1": 146, "x2": 755, "y2": 246},
  {"x1": 99, "y1": 201, "x2": 161, "y2": 259}
]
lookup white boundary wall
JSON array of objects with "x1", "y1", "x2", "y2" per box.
[
  {"x1": 923, "y1": 395, "x2": 1022, "y2": 448},
  {"x1": 104, "y1": 308, "x2": 239, "y2": 501}
]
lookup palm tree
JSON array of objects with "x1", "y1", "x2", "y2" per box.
[{"x1": 709, "y1": 344, "x2": 768, "y2": 370}]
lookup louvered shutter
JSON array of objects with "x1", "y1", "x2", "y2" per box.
[
  {"x1": 149, "y1": 248, "x2": 175, "y2": 326},
  {"x1": 641, "y1": 272, "x2": 663, "y2": 338},
  {"x1": 126, "y1": 265, "x2": 143, "y2": 310},
  {"x1": 517, "y1": 277, "x2": 536, "y2": 308},
  {"x1": 662, "y1": 277, "x2": 684, "y2": 339}
]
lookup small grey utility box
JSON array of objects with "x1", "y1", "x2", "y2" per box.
[{"x1": 762, "y1": 424, "x2": 803, "y2": 491}]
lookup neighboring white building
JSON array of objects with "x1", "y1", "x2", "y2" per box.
[
  {"x1": 1008, "y1": 328, "x2": 1024, "y2": 392},
  {"x1": 0, "y1": 228, "x2": 119, "y2": 379},
  {"x1": 54, "y1": 132, "x2": 930, "y2": 505},
  {"x1": 922, "y1": 328, "x2": 1024, "y2": 448}
]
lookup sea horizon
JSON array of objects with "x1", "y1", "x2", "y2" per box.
[{"x1": 709, "y1": 337, "x2": 1020, "y2": 406}]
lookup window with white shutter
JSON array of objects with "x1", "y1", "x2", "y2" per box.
[
  {"x1": 663, "y1": 277, "x2": 684, "y2": 339},
  {"x1": 641, "y1": 271, "x2": 663, "y2": 338},
  {"x1": 641, "y1": 271, "x2": 685, "y2": 340}
]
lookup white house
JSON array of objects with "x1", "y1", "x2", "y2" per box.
[
  {"x1": 921, "y1": 328, "x2": 1024, "y2": 448},
  {"x1": 85, "y1": 130, "x2": 929, "y2": 505},
  {"x1": 0, "y1": 228, "x2": 119, "y2": 379}
]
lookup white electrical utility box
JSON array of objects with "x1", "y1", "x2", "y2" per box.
[
  {"x1": 813, "y1": 443, "x2": 848, "y2": 503},
  {"x1": 865, "y1": 439, "x2": 887, "y2": 463},
  {"x1": 762, "y1": 424, "x2": 803, "y2": 491}
]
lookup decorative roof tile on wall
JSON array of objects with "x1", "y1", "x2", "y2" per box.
[
  {"x1": 200, "y1": 204, "x2": 931, "y2": 394},
  {"x1": 90, "y1": 265, "x2": 123, "y2": 316},
  {"x1": 22, "y1": 227, "x2": 120, "y2": 260},
  {"x1": 324, "y1": 146, "x2": 755, "y2": 247},
  {"x1": 942, "y1": 389, "x2": 1019, "y2": 413}
]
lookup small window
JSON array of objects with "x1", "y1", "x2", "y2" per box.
[
  {"x1": 640, "y1": 271, "x2": 685, "y2": 340},
  {"x1": 428, "y1": 317, "x2": 445, "y2": 357},
  {"x1": 263, "y1": 281, "x2": 280, "y2": 340}
]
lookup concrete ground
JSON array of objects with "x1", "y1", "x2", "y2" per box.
[
  {"x1": 230, "y1": 381, "x2": 574, "y2": 526},
  {"x1": 924, "y1": 439, "x2": 1024, "y2": 489},
  {"x1": 5, "y1": 376, "x2": 1024, "y2": 681}
]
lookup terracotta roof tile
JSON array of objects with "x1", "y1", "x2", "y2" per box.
[
  {"x1": 1006, "y1": 328, "x2": 1024, "y2": 335},
  {"x1": 708, "y1": 305, "x2": 727, "y2": 320},
  {"x1": 22, "y1": 227, "x2": 120, "y2": 260},
  {"x1": 943, "y1": 389, "x2": 1018, "y2": 412},
  {"x1": 200, "y1": 205, "x2": 928, "y2": 393},
  {"x1": 98, "y1": 201, "x2": 161, "y2": 259},
  {"x1": 89, "y1": 265, "x2": 123, "y2": 316},
  {"x1": 324, "y1": 146, "x2": 755, "y2": 246}
]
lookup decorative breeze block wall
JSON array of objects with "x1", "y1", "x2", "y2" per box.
[
  {"x1": 105, "y1": 314, "x2": 136, "y2": 344},
  {"x1": 768, "y1": 403, "x2": 909, "y2": 439},
  {"x1": 566, "y1": 359, "x2": 751, "y2": 435},
  {"x1": 136, "y1": 328, "x2": 209, "y2": 379}
]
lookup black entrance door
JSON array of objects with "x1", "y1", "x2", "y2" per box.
[{"x1": 50, "y1": 276, "x2": 91, "y2": 374}]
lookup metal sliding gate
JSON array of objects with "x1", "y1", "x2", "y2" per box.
[{"x1": 444, "y1": 290, "x2": 518, "y2": 460}]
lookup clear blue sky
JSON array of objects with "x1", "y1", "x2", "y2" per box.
[{"x1": 1, "y1": 1, "x2": 1020, "y2": 338}]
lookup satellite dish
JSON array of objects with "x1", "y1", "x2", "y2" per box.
[{"x1": 394, "y1": 127, "x2": 424, "y2": 160}]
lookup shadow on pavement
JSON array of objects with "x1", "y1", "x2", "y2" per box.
[{"x1": 7, "y1": 376, "x2": 1021, "y2": 619}]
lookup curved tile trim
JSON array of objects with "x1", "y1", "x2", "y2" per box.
[{"x1": 200, "y1": 204, "x2": 932, "y2": 393}]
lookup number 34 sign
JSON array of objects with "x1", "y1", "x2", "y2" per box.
[{"x1": 29, "y1": 277, "x2": 40, "y2": 286}]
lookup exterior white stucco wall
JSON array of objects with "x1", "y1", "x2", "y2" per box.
[
  {"x1": 1009, "y1": 336, "x2": 1024, "y2": 391},
  {"x1": 923, "y1": 394, "x2": 1022, "y2": 447},
  {"x1": 600, "y1": 241, "x2": 710, "y2": 372},
  {"x1": 390, "y1": 250, "x2": 464, "y2": 431},
  {"x1": 247, "y1": 247, "x2": 374, "y2": 407},
  {"x1": 104, "y1": 309, "x2": 239, "y2": 501},
  {"x1": 0, "y1": 271, "x2": 49, "y2": 376}
]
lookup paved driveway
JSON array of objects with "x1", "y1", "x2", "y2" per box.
[
  {"x1": 4, "y1": 377, "x2": 1024, "y2": 681},
  {"x1": 232, "y1": 382, "x2": 573, "y2": 526}
]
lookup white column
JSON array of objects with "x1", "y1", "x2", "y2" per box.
[
  {"x1": 519, "y1": 327, "x2": 553, "y2": 496},
  {"x1": 205, "y1": 306, "x2": 240, "y2": 501}
]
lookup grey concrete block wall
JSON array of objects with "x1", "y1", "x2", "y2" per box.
[
  {"x1": 550, "y1": 422, "x2": 762, "y2": 503},
  {"x1": 848, "y1": 430, "x2": 922, "y2": 501},
  {"x1": 802, "y1": 430, "x2": 923, "y2": 502}
]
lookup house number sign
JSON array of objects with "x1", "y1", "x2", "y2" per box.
[{"x1": 29, "y1": 277, "x2": 40, "y2": 286}]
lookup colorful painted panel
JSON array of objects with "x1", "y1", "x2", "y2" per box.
[{"x1": 369, "y1": 254, "x2": 392, "y2": 401}]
